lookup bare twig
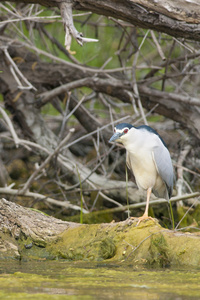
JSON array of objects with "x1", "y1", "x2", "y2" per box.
[
  {"x1": 0, "y1": 187, "x2": 88, "y2": 213},
  {"x1": 1, "y1": 115, "x2": 134, "y2": 207},
  {"x1": 176, "y1": 145, "x2": 192, "y2": 196},
  {"x1": 132, "y1": 30, "x2": 149, "y2": 125},
  {"x1": 175, "y1": 198, "x2": 198, "y2": 230},
  {"x1": 1, "y1": 36, "x2": 151, "y2": 74},
  {"x1": 59, "y1": 1, "x2": 98, "y2": 51},
  {"x1": 37, "y1": 78, "x2": 91, "y2": 106},
  {"x1": 0, "y1": 106, "x2": 19, "y2": 147},
  {"x1": 20, "y1": 128, "x2": 75, "y2": 194},
  {"x1": 139, "y1": 85, "x2": 200, "y2": 107},
  {"x1": 0, "y1": 15, "x2": 62, "y2": 25},
  {"x1": 3, "y1": 47, "x2": 37, "y2": 91},
  {"x1": 36, "y1": 76, "x2": 131, "y2": 109},
  {"x1": 150, "y1": 31, "x2": 166, "y2": 61},
  {"x1": 40, "y1": 25, "x2": 80, "y2": 65}
]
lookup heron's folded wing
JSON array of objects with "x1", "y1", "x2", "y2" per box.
[{"x1": 152, "y1": 146, "x2": 174, "y2": 198}]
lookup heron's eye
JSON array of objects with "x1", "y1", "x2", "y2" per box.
[{"x1": 124, "y1": 128, "x2": 128, "y2": 134}]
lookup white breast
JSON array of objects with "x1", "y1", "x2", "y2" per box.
[
  {"x1": 126, "y1": 150, "x2": 158, "y2": 190},
  {"x1": 122, "y1": 127, "x2": 166, "y2": 195}
]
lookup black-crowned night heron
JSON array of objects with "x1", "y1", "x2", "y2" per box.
[{"x1": 109, "y1": 123, "x2": 174, "y2": 224}]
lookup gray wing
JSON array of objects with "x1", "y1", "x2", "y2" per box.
[{"x1": 152, "y1": 145, "x2": 174, "y2": 198}]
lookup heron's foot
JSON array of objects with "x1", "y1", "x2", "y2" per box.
[
  {"x1": 135, "y1": 215, "x2": 155, "y2": 226},
  {"x1": 127, "y1": 215, "x2": 156, "y2": 226}
]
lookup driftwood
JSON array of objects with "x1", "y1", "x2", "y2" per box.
[{"x1": 1, "y1": 198, "x2": 200, "y2": 268}]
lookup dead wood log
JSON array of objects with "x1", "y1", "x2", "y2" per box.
[
  {"x1": 1, "y1": 198, "x2": 200, "y2": 268},
  {"x1": 1, "y1": 0, "x2": 200, "y2": 42},
  {"x1": 0, "y1": 198, "x2": 79, "y2": 259}
]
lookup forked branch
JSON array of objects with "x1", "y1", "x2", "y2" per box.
[{"x1": 60, "y1": 1, "x2": 98, "y2": 51}]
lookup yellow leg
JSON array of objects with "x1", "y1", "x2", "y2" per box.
[
  {"x1": 144, "y1": 186, "x2": 151, "y2": 217},
  {"x1": 136, "y1": 187, "x2": 154, "y2": 225}
]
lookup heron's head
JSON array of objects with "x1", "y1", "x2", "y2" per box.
[{"x1": 109, "y1": 123, "x2": 134, "y2": 143}]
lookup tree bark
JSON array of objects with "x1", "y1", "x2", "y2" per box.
[
  {"x1": 1, "y1": 198, "x2": 200, "y2": 268},
  {"x1": 1, "y1": 0, "x2": 200, "y2": 41}
]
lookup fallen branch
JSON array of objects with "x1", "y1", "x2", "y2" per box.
[
  {"x1": 1, "y1": 198, "x2": 200, "y2": 267},
  {"x1": 0, "y1": 187, "x2": 88, "y2": 213},
  {"x1": 91, "y1": 192, "x2": 200, "y2": 215}
]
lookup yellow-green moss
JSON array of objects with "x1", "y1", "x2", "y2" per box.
[
  {"x1": 45, "y1": 219, "x2": 200, "y2": 268},
  {"x1": 147, "y1": 233, "x2": 171, "y2": 267},
  {"x1": 64, "y1": 210, "x2": 114, "y2": 224},
  {"x1": 2, "y1": 218, "x2": 200, "y2": 268}
]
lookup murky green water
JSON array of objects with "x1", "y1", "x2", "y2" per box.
[{"x1": 0, "y1": 260, "x2": 200, "y2": 299}]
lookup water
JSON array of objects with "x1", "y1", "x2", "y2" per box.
[{"x1": 0, "y1": 260, "x2": 199, "y2": 299}]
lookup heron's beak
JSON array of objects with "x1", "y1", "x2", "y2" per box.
[{"x1": 109, "y1": 132, "x2": 122, "y2": 143}]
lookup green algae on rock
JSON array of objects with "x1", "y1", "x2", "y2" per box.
[
  {"x1": 46, "y1": 219, "x2": 200, "y2": 268},
  {"x1": 1, "y1": 198, "x2": 200, "y2": 268}
]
